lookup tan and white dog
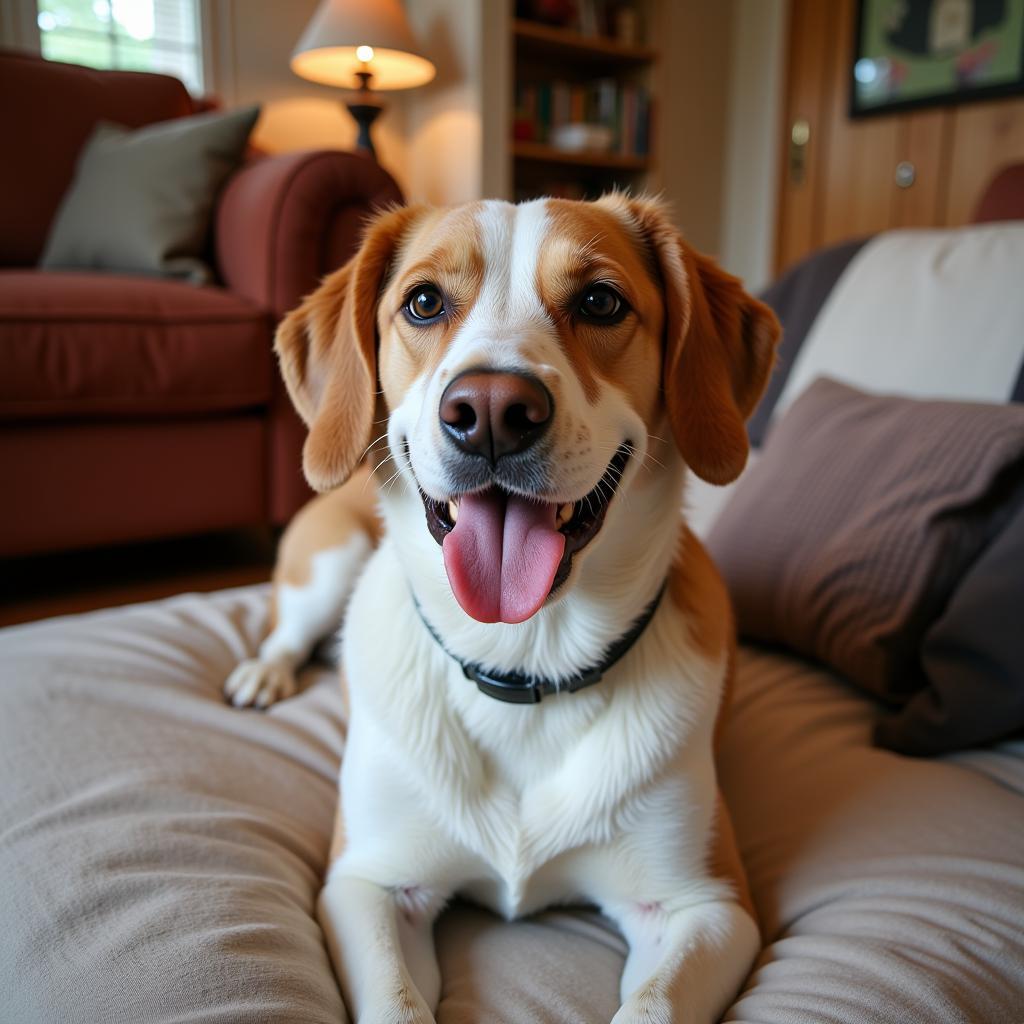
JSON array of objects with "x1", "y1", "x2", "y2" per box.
[{"x1": 225, "y1": 195, "x2": 779, "y2": 1023}]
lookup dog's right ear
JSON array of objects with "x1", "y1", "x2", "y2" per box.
[
  {"x1": 275, "y1": 205, "x2": 422, "y2": 492},
  {"x1": 609, "y1": 195, "x2": 779, "y2": 486}
]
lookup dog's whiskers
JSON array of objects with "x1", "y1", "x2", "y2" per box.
[
  {"x1": 381, "y1": 465, "x2": 407, "y2": 496},
  {"x1": 364, "y1": 454, "x2": 393, "y2": 480},
  {"x1": 364, "y1": 450, "x2": 402, "y2": 492},
  {"x1": 595, "y1": 441, "x2": 664, "y2": 474},
  {"x1": 359, "y1": 431, "x2": 392, "y2": 462}
]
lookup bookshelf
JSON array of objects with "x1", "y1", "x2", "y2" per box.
[
  {"x1": 512, "y1": 18, "x2": 657, "y2": 66},
  {"x1": 509, "y1": 2, "x2": 658, "y2": 202},
  {"x1": 512, "y1": 141, "x2": 649, "y2": 171}
]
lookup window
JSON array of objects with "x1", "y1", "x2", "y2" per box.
[{"x1": 37, "y1": 0, "x2": 204, "y2": 95}]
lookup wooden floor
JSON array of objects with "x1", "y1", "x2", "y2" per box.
[{"x1": 0, "y1": 528, "x2": 278, "y2": 628}]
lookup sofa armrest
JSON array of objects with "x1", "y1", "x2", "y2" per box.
[{"x1": 215, "y1": 150, "x2": 402, "y2": 320}]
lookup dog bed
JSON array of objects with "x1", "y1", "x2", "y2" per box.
[{"x1": 1, "y1": 585, "x2": 1022, "y2": 1023}]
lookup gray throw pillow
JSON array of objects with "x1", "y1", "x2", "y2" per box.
[
  {"x1": 41, "y1": 105, "x2": 259, "y2": 284},
  {"x1": 706, "y1": 377, "x2": 1024, "y2": 729}
]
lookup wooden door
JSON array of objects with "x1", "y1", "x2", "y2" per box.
[{"x1": 773, "y1": 0, "x2": 839, "y2": 271}]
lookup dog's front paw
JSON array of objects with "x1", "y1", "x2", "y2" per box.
[
  {"x1": 359, "y1": 984, "x2": 435, "y2": 1024},
  {"x1": 223, "y1": 657, "x2": 297, "y2": 709},
  {"x1": 611, "y1": 984, "x2": 677, "y2": 1024}
]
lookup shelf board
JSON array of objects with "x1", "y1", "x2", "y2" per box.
[
  {"x1": 513, "y1": 19, "x2": 657, "y2": 67},
  {"x1": 513, "y1": 141, "x2": 649, "y2": 171}
]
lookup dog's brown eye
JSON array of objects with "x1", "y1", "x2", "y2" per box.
[
  {"x1": 407, "y1": 286, "x2": 445, "y2": 321},
  {"x1": 578, "y1": 285, "x2": 624, "y2": 322}
]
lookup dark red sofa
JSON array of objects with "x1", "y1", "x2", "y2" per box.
[{"x1": 0, "y1": 50, "x2": 402, "y2": 557}]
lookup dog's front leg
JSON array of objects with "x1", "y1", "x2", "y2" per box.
[
  {"x1": 318, "y1": 874, "x2": 441, "y2": 1024},
  {"x1": 609, "y1": 898, "x2": 759, "y2": 1024}
]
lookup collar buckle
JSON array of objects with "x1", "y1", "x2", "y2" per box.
[{"x1": 466, "y1": 666, "x2": 545, "y2": 704}]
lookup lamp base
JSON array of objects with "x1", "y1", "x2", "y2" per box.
[{"x1": 345, "y1": 99, "x2": 382, "y2": 158}]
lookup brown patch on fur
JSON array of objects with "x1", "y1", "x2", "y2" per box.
[
  {"x1": 538, "y1": 201, "x2": 664, "y2": 429},
  {"x1": 670, "y1": 529, "x2": 757, "y2": 928},
  {"x1": 668, "y1": 526, "x2": 733, "y2": 664},
  {"x1": 275, "y1": 204, "x2": 428, "y2": 492},
  {"x1": 273, "y1": 463, "x2": 382, "y2": 589},
  {"x1": 710, "y1": 791, "x2": 757, "y2": 927},
  {"x1": 378, "y1": 205, "x2": 486, "y2": 404},
  {"x1": 669, "y1": 527, "x2": 741, "y2": 753},
  {"x1": 598, "y1": 195, "x2": 781, "y2": 486}
]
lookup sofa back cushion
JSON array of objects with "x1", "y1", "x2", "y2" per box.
[
  {"x1": 0, "y1": 49, "x2": 195, "y2": 267},
  {"x1": 748, "y1": 238, "x2": 869, "y2": 446},
  {"x1": 771, "y1": 223, "x2": 1024, "y2": 422},
  {"x1": 752, "y1": 193, "x2": 1024, "y2": 444}
]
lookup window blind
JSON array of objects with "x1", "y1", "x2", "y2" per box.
[{"x1": 37, "y1": 0, "x2": 204, "y2": 95}]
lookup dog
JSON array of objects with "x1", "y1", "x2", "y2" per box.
[{"x1": 224, "y1": 194, "x2": 779, "y2": 1023}]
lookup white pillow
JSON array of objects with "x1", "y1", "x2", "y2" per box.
[{"x1": 773, "y1": 223, "x2": 1024, "y2": 421}]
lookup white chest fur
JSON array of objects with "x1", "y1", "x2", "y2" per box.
[{"x1": 332, "y1": 540, "x2": 722, "y2": 920}]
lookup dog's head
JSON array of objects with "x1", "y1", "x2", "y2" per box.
[{"x1": 276, "y1": 196, "x2": 779, "y2": 625}]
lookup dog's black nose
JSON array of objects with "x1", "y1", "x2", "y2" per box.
[{"x1": 439, "y1": 371, "x2": 553, "y2": 463}]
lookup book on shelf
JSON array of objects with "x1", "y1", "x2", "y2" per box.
[{"x1": 513, "y1": 77, "x2": 651, "y2": 158}]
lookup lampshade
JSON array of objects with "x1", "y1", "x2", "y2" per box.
[{"x1": 291, "y1": 0, "x2": 435, "y2": 91}]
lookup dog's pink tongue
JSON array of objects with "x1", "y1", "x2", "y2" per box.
[{"x1": 442, "y1": 491, "x2": 565, "y2": 624}]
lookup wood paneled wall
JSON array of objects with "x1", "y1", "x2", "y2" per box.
[{"x1": 775, "y1": 0, "x2": 1024, "y2": 273}]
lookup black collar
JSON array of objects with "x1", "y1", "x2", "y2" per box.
[{"x1": 412, "y1": 584, "x2": 667, "y2": 704}]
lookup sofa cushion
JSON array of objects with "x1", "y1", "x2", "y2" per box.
[
  {"x1": 0, "y1": 418, "x2": 267, "y2": 557},
  {"x1": 771, "y1": 224, "x2": 1024, "y2": 424},
  {"x1": 41, "y1": 106, "x2": 260, "y2": 285},
  {"x1": 706, "y1": 378, "x2": 1024, "y2": 735},
  {"x1": 0, "y1": 50, "x2": 196, "y2": 267},
  {"x1": 0, "y1": 270, "x2": 272, "y2": 420},
  {"x1": 749, "y1": 237, "x2": 869, "y2": 446},
  {"x1": 0, "y1": 587, "x2": 1021, "y2": 1023}
]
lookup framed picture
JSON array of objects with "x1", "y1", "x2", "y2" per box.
[{"x1": 851, "y1": 0, "x2": 1024, "y2": 117}]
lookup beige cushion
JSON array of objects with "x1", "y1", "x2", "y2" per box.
[
  {"x1": 1, "y1": 587, "x2": 1022, "y2": 1022},
  {"x1": 771, "y1": 223, "x2": 1024, "y2": 420}
]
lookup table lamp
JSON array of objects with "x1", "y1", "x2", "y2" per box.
[{"x1": 291, "y1": 0, "x2": 435, "y2": 158}]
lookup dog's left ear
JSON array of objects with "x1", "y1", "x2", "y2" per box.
[
  {"x1": 617, "y1": 196, "x2": 780, "y2": 485},
  {"x1": 275, "y1": 205, "x2": 423, "y2": 492}
]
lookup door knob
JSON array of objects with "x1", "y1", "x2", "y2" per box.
[
  {"x1": 789, "y1": 119, "x2": 810, "y2": 185},
  {"x1": 895, "y1": 161, "x2": 916, "y2": 188}
]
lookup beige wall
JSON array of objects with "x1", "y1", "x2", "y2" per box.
[
  {"x1": 719, "y1": 0, "x2": 788, "y2": 290},
  {"x1": 403, "y1": 0, "x2": 485, "y2": 205},
  {"x1": 207, "y1": 0, "x2": 489, "y2": 207},
  {"x1": 654, "y1": 1, "x2": 736, "y2": 258},
  {"x1": 403, "y1": 0, "x2": 511, "y2": 204},
  {"x1": 206, "y1": 0, "x2": 411, "y2": 196}
]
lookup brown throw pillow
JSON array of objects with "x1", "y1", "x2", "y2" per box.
[{"x1": 706, "y1": 377, "x2": 1024, "y2": 709}]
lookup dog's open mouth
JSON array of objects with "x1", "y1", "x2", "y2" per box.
[{"x1": 420, "y1": 446, "x2": 630, "y2": 624}]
